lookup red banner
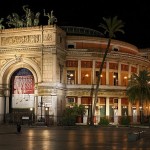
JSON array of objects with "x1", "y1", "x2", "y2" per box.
[{"x1": 12, "y1": 75, "x2": 34, "y2": 94}]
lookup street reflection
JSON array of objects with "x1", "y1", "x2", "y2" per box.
[{"x1": 0, "y1": 127, "x2": 148, "y2": 150}]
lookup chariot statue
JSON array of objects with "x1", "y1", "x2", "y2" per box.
[{"x1": 6, "y1": 13, "x2": 25, "y2": 28}]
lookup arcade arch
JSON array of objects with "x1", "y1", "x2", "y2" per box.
[{"x1": 0, "y1": 57, "x2": 42, "y2": 123}]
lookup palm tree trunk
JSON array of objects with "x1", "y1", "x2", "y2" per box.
[{"x1": 91, "y1": 38, "x2": 111, "y2": 125}]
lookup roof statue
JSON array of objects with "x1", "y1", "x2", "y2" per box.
[
  {"x1": 6, "y1": 13, "x2": 25, "y2": 28},
  {"x1": 2, "y1": 5, "x2": 58, "y2": 28},
  {"x1": 0, "y1": 18, "x2": 5, "y2": 29},
  {"x1": 23, "y1": 5, "x2": 34, "y2": 27},
  {"x1": 33, "y1": 12, "x2": 40, "y2": 26},
  {"x1": 6, "y1": 5, "x2": 41, "y2": 28},
  {"x1": 43, "y1": 9, "x2": 57, "y2": 25}
]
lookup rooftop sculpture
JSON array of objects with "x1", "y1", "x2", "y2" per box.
[
  {"x1": 1, "y1": 5, "x2": 57, "y2": 29},
  {"x1": 43, "y1": 9, "x2": 57, "y2": 25},
  {"x1": 0, "y1": 18, "x2": 5, "y2": 29}
]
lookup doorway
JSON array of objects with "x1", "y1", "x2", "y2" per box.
[{"x1": 9, "y1": 68, "x2": 35, "y2": 123}]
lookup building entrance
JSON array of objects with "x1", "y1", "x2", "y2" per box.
[{"x1": 9, "y1": 68, "x2": 35, "y2": 123}]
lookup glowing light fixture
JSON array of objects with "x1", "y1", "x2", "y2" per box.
[
  {"x1": 70, "y1": 74, "x2": 73, "y2": 77},
  {"x1": 85, "y1": 74, "x2": 89, "y2": 77},
  {"x1": 124, "y1": 76, "x2": 127, "y2": 79},
  {"x1": 113, "y1": 75, "x2": 116, "y2": 78}
]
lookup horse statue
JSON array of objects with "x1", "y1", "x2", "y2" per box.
[
  {"x1": 0, "y1": 18, "x2": 5, "y2": 29},
  {"x1": 6, "y1": 13, "x2": 24, "y2": 28},
  {"x1": 12, "y1": 13, "x2": 25, "y2": 27},
  {"x1": 43, "y1": 9, "x2": 57, "y2": 25},
  {"x1": 6, "y1": 15, "x2": 15, "y2": 27}
]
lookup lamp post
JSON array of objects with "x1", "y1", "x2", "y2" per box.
[
  {"x1": 139, "y1": 106, "x2": 143, "y2": 123},
  {"x1": 40, "y1": 97, "x2": 45, "y2": 121},
  {"x1": 38, "y1": 96, "x2": 46, "y2": 122},
  {"x1": 30, "y1": 107, "x2": 33, "y2": 124},
  {"x1": 45, "y1": 107, "x2": 49, "y2": 126},
  {"x1": 41, "y1": 97, "x2": 43, "y2": 121},
  {"x1": 38, "y1": 97, "x2": 44, "y2": 122}
]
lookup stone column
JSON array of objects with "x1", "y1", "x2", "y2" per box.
[
  {"x1": 106, "y1": 61, "x2": 109, "y2": 85},
  {"x1": 5, "y1": 97, "x2": 9, "y2": 114},
  {"x1": 118, "y1": 98, "x2": 121, "y2": 116},
  {"x1": 78, "y1": 60, "x2": 81, "y2": 84},
  {"x1": 128, "y1": 64, "x2": 131, "y2": 78},
  {"x1": 0, "y1": 97, "x2": 4, "y2": 123},
  {"x1": 118, "y1": 62, "x2": 121, "y2": 85},
  {"x1": 137, "y1": 64, "x2": 139, "y2": 74},
  {"x1": 77, "y1": 97, "x2": 81, "y2": 105},
  {"x1": 34, "y1": 96, "x2": 38, "y2": 121},
  {"x1": 128, "y1": 101, "x2": 132, "y2": 116},
  {"x1": 92, "y1": 60, "x2": 95, "y2": 84},
  {"x1": 52, "y1": 95, "x2": 57, "y2": 125},
  {"x1": 106, "y1": 97, "x2": 109, "y2": 117}
]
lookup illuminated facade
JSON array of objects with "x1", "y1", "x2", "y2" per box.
[{"x1": 0, "y1": 25, "x2": 150, "y2": 125}]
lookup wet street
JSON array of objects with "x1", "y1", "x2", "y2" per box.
[{"x1": 0, "y1": 125, "x2": 149, "y2": 150}]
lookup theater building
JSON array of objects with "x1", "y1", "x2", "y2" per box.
[{"x1": 0, "y1": 25, "x2": 150, "y2": 125}]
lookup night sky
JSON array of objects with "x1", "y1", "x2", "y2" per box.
[{"x1": 0, "y1": 0, "x2": 150, "y2": 49}]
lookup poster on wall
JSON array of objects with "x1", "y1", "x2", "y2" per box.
[
  {"x1": 12, "y1": 94, "x2": 34, "y2": 108},
  {"x1": 12, "y1": 69, "x2": 35, "y2": 108}
]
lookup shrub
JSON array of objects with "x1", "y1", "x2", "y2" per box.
[
  {"x1": 61, "y1": 104, "x2": 86, "y2": 126},
  {"x1": 61, "y1": 115, "x2": 76, "y2": 126},
  {"x1": 98, "y1": 117, "x2": 109, "y2": 125},
  {"x1": 120, "y1": 116, "x2": 130, "y2": 125}
]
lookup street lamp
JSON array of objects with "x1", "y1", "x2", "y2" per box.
[
  {"x1": 38, "y1": 97, "x2": 45, "y2": 122},
  {"x1": 139, "y1": 106, "x2": 143, "y2": 123},
  {"x1": 45, "y1": 107, "x2": 49, "y2": 126},
  {"x1": 41, "y1": 101, "x2": 45, "y2": 121},
  {"x1": 30, "y1": 107, "x2": 33, "y2": 124}
]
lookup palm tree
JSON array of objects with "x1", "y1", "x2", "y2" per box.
[
  {"x1": 91, "y1": 16, "x2": 125, "y2": 125},
  {"x1": 126, "y1": 70, "x2": 150, "y2": 123}
]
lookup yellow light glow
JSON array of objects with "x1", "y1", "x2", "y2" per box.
[
  {"x1": 124, "y1": 76, "x2": 127, "y2": 79},
  {"x1": 113, "y1": 75, "x2": 116, "y2": 78},
  {"x1": 85, "y1": 74, "x2": 89, "y2": 77}
]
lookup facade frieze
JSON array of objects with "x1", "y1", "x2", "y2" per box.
[
  {"x1": 1, "y1": 34, "x2": 41, "y2": 46},
  {"x1": 0, "y1": 47, "x2": 42, "y2": 54},
  {"x1": 66, "y1": 50, "x2": 150, "y2": 66},
  {"x1": 66, "y1": 89, "x2": 127, "y2": 98},
  {"x1": 38, "y1": 85, "x2": 66, "y2": 96}
]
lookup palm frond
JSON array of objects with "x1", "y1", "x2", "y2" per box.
[
  {"x1": 126, "y1": 70, "x2": 150, "y2": 104},
  {"x1": 99, "y1": 16, "x2": 125, "y2": 38}
]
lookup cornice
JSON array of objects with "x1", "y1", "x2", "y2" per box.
[
  {"x1": 66, "y1": 36, "x2": 138, "y2": 52},
  {"x1": 66, "y1": 50, "x2": 150, "y2": 65},
  {"x1": 66, "y1": 88, "x2": 127, "y2": 98}
]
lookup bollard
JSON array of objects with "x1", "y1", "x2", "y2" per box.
[{"x1": 17, "y1": 123, "x2": 21, "y2": 133}]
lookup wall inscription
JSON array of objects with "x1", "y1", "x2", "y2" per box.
[{"x1": 1, "y1": 35, "x2": 41, "y2": 46}]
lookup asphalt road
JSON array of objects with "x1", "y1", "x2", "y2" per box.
[{"x1": 0, "y1": 125, "x2": 149, "y2": 150}]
